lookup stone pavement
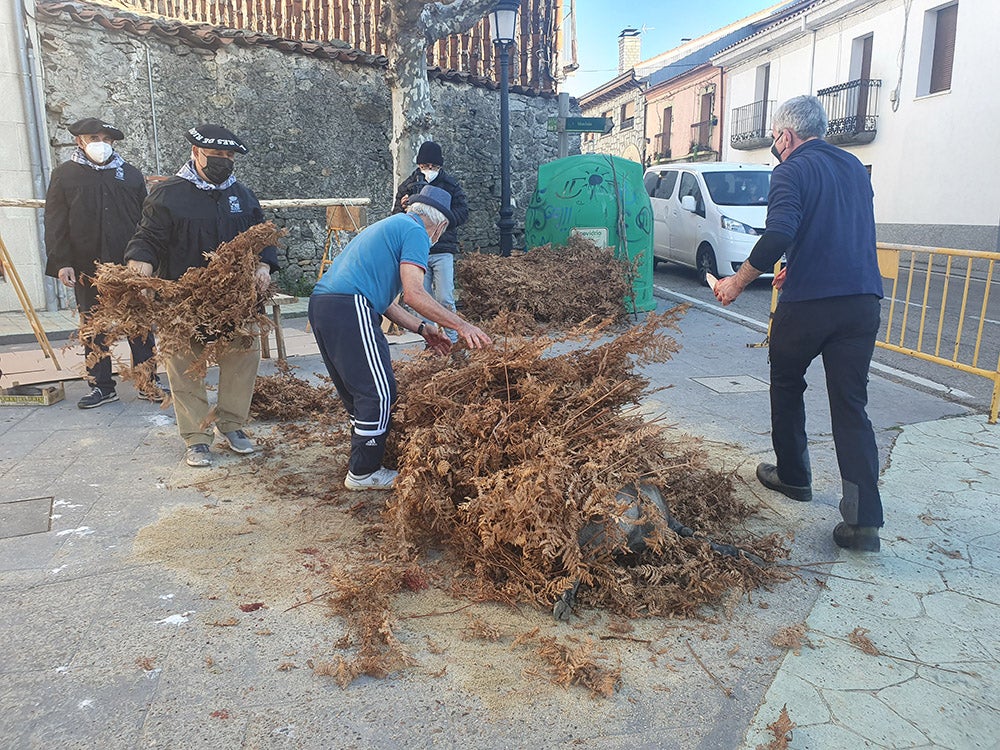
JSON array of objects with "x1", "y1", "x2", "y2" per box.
[{"x1": 0, "y1": 290, "x2": 997, "y2": 749}]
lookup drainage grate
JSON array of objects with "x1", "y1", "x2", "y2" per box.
[
  {"x1": 0, "y1": 496, "x2": 54, "y2": 539},
  {"x1": 691, "y1": 375, "x2": 770, "y2": 394}
]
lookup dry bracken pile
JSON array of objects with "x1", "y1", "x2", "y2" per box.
[
  {"x1": 78, "y1": 222, "x2": 283, "y2": 391},
  {"x1": 382, "y1": 309, "x2": 788, "y2": 618},
  {"x1": 456, "y1": 234, "x2": 635, "y2": 330}
]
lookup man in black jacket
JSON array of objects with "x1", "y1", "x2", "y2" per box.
[
  {"x1": 392, "y1": 141, "x2": 469, "y2": 343},
  {"x1": 125, "y1": 124, "x2": 279, "y2": 468},
  {"x1": 44, "y1": 117, "x2": 158, "y2": 409}
]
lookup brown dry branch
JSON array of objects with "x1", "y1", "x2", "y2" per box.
[
  {"x1": 534, "y1": 635, "x2": 622, "y2": 698},
  {"x1": 382, "y1": 309, "x2": 788, "y2": 618},
  {"x1": 462, "y1": 616, "x2": 504, "y2": 642},
  {"x1": 770, "y1": 623, "x2": 812, "y2": 655},
  {"x1": 455, "y1": 234, "x2": 634, "y2": 332},
  {"x1": 252, "y1": 359, "x2": 337, "y2": 421},
  {"x1": 78, "y1": 223, "x2": 284, "y2": 392},
  {"x1": 847, "y1": 626, "x2": 881, "y2": 656},
  {"x1": 323, "y1": 564, "x2": 416, "y2": 688},
  {"x1": 757, "y1": 704, "x2": 796, "y2": 750}
]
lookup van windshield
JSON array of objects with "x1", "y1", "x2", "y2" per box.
[{"x1": 702, "y1": 172, "x2": 770, "y2": 206}]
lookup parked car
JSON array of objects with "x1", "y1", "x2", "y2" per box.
[{"x1": 643, "y1": 162, "x2": 772, "y2": 285}]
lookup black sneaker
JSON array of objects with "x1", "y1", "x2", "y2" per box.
[
  {"x1": 833, "y1": 522, "x2": 880, "y2": 552},
  {"x1": 78, "y1": 387, "x2": 118, "y2": 409},
  {"x1": 756, "y1": 463, "x2": 812, "y2": 502},
  {"x1": 137, "y1": 377, "x2": 170, "y2": 403}
]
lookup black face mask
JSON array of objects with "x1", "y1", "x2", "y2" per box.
[
  {"x1": 202, "y1": 156, "x2": 234, "y2": 185},
  {"x1": 771, "y1": 131, "x2": 784, "y2": 163}
]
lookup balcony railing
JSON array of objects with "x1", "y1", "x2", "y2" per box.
[
  {"x1": 817, "y1": 78, "x2": 882, "y2": 145},
  {"x1": 730, "y1": 99, "x2": 775, "y2": 150}
]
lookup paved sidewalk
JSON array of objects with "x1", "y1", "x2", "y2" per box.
[{"x1": 0, "y1": 291, "x2": 996, "y2": 749}]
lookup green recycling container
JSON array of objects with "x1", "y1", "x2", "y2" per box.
[{"x1": 525, "y1": 154, "x2": 655, "y2": 312}]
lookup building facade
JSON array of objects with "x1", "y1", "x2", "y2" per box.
[{"x1": 715, "y1": 0, "x2": 999, "y2": 251}]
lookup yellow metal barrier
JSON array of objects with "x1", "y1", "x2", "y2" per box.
[
  {"x1": 764, "y1": 244, "x2": 1000, "y2": 424},
  {"x1": 876, "y1": 243, "x2": 999, "y2": 424}
]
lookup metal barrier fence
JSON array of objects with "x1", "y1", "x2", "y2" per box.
[
  {"x1": 762, "y1": 243, "x2": 1000, "y2": 423},
  {"x1": 877, "y1": 243, "x2": 999, "y2": 424}
]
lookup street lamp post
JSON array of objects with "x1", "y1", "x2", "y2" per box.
[{"x1": 489, "y1": 0, "x2": 520, "y2": 256}]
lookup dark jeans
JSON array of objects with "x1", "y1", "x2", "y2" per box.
[
  {"x1": 75, "y1": 276, "x2": 155, "y2": 392},
  {"x1": 769, "y1": 294, "x2": 884, "y2": 528},
  {"x1": 309, "y1": 294, "x2": 396, "y2": 476}
]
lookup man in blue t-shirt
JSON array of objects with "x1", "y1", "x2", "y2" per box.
[
  {"x1": 309, "y1": 185, "x2": 492, "y2": 492},
  {"x1": 714, "y1": 95, "x2": 884, "y2": 552}
]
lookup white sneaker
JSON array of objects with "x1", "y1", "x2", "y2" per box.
[{"x1": 344, "y1": 467, "x2": 398, "y2": 491}]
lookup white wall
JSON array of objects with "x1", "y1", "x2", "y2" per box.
[
  {"x1": 0, "y1": 0, "x2": 46, "y2": 312},
  {"x1": 717, "y1": 0, "x2": 1000, "y2": 247}
]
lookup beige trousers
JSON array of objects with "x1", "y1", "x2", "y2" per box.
[{"x1": 165, "y1": 335, "x2": 260, "y2": 447}]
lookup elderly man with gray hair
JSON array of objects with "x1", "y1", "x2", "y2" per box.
[
  {"x1": 309, "y1": 184, "x2": 492, "y2": 491},
  {"x1": 713, "y1": 95, "x2": 885, "y2": 552}
]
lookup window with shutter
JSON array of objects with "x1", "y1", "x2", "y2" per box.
[{"x1": 929, "y1": 4, "x2": 958, "y2": 93}]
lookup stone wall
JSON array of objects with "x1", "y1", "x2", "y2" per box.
[{"x1": 35, "y1": 8, "x2": 579, "y2": 291}]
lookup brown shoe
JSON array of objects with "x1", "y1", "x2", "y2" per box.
[{"x1": 756, "y1": 463, "x2": 812, "y2": 502}]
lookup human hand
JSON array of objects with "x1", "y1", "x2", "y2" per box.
[
  {"x1": 773, "y1": 267, "x2": 787, "y2": 290},
  {"x1": 422, "y1": 323, "x2": 452, "y2": 356},
  {"x1": 255, "y1": 263, "x2": 272, "y2": 293},
  {"x1": 400, "y1": 194, "x2": 410, "y2": 208},
  {"x1": 713, "y1": 275, "x2": 743, "y2": 307},
  {"x1": 57, "y1": 267, "x2": 76, "y2": 287},
  {"x1": 457, "y1": 322, "x2": 493, "y2": 349},
  {"x1": 127, "y1": 260, "x2": 153, "y2": 277}
]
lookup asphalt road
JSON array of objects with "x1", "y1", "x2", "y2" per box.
[{"x1": 651, "y1": 260, "x2": 999, "y2": 417}]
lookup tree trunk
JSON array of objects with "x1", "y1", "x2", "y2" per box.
[{"x1": 383, "y1": 0, "x2": 499, "y2": 189}]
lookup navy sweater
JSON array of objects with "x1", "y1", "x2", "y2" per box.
[{"x1": 751, "y1": 139, "x2": 883, "y2": 303}]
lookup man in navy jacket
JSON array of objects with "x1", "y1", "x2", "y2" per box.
[{"x1": 714, "y1": 95, "x2": 884, "y2": 552}]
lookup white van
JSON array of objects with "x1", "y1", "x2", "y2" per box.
[{"x1": 643, "y1": 162, "x2": 772, "y2": 285}]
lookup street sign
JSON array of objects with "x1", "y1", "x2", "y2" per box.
[{"x1": 546, "y1": 116, "x2": 614, "y2": 134}]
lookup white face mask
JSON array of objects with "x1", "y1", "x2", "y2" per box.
[
  {"x1": 421, "y1": 169, "x2": 439, "y2": 183},
  {"x1": 84, "y1": 141, "x2": 114, "y2": 164}
]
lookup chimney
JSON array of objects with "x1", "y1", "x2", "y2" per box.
[{"x1": 618, "y1": 28, "x2": 641, "y2": 74}]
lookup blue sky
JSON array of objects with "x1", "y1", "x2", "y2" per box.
[{"x1": 563, "y1": 0, "x2": 782, "y2": 97}]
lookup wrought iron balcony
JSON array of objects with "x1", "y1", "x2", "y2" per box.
[
  {"x1": 817, "y1": 78, "x2": 881, "y2": 146},
  {"x1": 730, "y1": 99, "x2": 775, "y2": 151}
]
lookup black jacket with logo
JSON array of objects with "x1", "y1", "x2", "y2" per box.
[
  {"x1": 124, "y1": 176, "x2": 279, "y2": 281},
  {"x1": 391, "y1": 168, "x2": 469, "y2": 255},
  {"x1": 44, "y1": 159, "x2": 147, "y2": 277}
]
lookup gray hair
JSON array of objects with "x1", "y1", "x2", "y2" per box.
[
  {"x1": 772, "y1": 95, "x2": 829, "y2": 140},
  {"x1": 406, "y1": 201, "x2": 448, "y2": 227}
]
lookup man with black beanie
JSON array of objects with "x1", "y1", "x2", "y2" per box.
[{"x1": 392, "y1": 141, "x2": 469, "y2": 343}]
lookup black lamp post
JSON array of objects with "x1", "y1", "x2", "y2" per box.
[{"x1": 489, "y1": 0, "x2": 520, "y2": 256}]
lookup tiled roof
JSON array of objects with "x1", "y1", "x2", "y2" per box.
[{"x1": 35, "y1": 0, "x2": 557, "y2": 98}]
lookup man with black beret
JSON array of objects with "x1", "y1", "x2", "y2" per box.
[
  {"x1": 310, "y1": 185, "x2": 491, "y2": 491},
  {"x1": 392, "y1": 141, "x2": 469, "y2": 343},
  {"x1": 125, "y1": 124, "x2": 280, "y2": 468},
  {"x1": 44, "y1": 117, "x2": 161, "y2": 409}
]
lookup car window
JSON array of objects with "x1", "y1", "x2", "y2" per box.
[
  {"x1": 643, "y1": 171, "x2": 660, "y2": 197},
  {"x1": 702, "y1": 171, "x2": 771, "y2": 206},
  {"x1": 653, "y1": 171, "x2": 677, "y2": 200},
  {"x1": 678, "y1": 172, "x2": 704, "y2": 214}
]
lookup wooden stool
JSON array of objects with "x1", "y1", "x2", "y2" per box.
[
  {"x1": 260, "y1": 292, "x2": 297, "y2": 361},
  {"x1": 317, "y1": 204, "x2": 367, "y2": 279}
]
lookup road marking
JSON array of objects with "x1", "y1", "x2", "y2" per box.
[{"x1": 653, "y1": 285, "x2": 974, "y2": 399}]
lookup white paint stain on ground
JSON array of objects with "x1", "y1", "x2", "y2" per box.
[
  {"x1": 49, "y1": 566, "x2": 66, "y2": 575},
  {"x1": 145, "y1": 415, "x2": 174, "y2": 427},
  {"x1": 159, "y1": 594, "x2": 174, "y2": 600},
  {"x1": 53, "y1": 500, "x2": 82, "y2": 509},
  {"x1": 50, "y1": 514, "x2": 62, "y2": 520},
  {"x1": 56, "y1": 527, "x2": 93, "y2": 537},
  {"x1": 156, "y1": 612, "x2": 193, "y2": 626},
  {"x1": 77, "y1": 699, "x2": 93, "y2": 710},
  {"x1": 55, "y1": 665, "x2": 70, "y2": 674}
]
